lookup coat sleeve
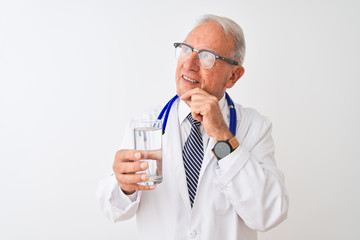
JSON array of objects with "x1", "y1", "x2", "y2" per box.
[
  {"x1": 96, "y1": 119, "x2": 141, "y2": 222},
  {"x1": 215, "y1": 108, "x2": 289, "y2": 232},
  {"x1": 96, "y1": 173, "x2": 141, "y2": 222}
]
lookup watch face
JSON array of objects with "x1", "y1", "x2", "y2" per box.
[{"x1": 214, "y1": 142, "x2": 231, "y2": 159}]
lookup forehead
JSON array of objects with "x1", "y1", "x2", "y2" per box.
[{"x1": 184, "y1": 21, "x2": 234, "y2": 56}]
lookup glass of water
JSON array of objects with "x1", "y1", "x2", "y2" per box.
[{"x1": 134, "y1": 119, "x2": 162, "y2": 186}]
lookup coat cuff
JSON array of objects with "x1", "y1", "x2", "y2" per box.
[
  {"x1": 215, "y1": 145, "x2": 250, "y2": 186},
  {"x1": 109, "y1": 174, "x2": 140, "y2": 210}
]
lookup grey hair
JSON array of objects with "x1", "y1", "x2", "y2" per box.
[{"x1": 196, "y1": 14, "x2": 246, "y2": 66}]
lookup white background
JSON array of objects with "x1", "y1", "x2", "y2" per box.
[{"x1": 1, "y1": 0, "x2": 359, "y2": 239}]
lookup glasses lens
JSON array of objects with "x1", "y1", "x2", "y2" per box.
[
  {"x1": 198, "y1": 51, "x2": 215, "y2": 69},
  {"x1": 175, "y1": 44, "x2": 192, "y2": 61}
]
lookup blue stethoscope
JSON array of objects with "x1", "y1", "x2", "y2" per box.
[{"x1": 157, "y1": 92, "x2": 237, "y2": 135}]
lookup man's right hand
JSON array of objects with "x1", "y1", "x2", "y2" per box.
[{"x1": 113, "y1": 149, "x2": 156, "y2": 195}]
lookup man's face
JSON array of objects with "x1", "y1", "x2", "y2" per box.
[{"x1": 175, "y1": 21, "x2": 239, "y2": 100}]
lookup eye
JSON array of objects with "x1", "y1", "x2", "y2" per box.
[
  {"x1": 199, "y1": 51, "x2": 215, "y2": 62},
  {"x1": 202, "y1": 51, "x2": 212, "y2": 60}
]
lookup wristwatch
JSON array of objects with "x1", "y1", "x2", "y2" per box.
[{"x1": 212, "y1": 136, "x2": 239, "y2": 160}]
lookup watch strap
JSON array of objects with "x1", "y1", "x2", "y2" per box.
[{"x1": 227, "y1": 136, "x2": 239, "y2": 151}]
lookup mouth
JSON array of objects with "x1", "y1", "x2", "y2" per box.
[{"x1": 182, "y1": 75, "x2": 199, "y2": 83}]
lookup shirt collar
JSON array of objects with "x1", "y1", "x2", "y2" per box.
[{"x1": 178, "y1": 93, "x2": 227, "y2": 124}]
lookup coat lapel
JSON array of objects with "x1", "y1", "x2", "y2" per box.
[
  {"x1": 163, "y1": 101, "x2": 192, "y2": 213},
  {"x1": 198, "y1": 137, "x2": 216, "y2": 185}
]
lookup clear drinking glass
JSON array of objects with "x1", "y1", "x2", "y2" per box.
[{"x1": 134, "y1": 119, "x2": 162, "y2": 185}]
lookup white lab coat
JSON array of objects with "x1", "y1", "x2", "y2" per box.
[{"x1": 97, "y1": 98, "x2": 288, "y2": 240}]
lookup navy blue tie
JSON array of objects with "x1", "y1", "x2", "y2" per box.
[{"x1": 182, "y1": 114, "x2": 204, "y2": 208}]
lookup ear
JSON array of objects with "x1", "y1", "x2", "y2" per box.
[{"x1": 225, "y1": 65, "x2": 245, "y2": 88}]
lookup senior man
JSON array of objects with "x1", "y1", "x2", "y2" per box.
[{"x1": 97, "y1": 14, "x2": 288, "y2": 240}]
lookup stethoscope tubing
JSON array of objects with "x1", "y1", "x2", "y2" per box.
[{"x1": 157, "y1": 92, "x2": 237, "y2": 136}]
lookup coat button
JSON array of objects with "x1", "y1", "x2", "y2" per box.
[{"x1": 188, "y1": 230, "x2": 197, "y2": 238}]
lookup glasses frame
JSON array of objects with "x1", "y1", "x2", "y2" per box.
[{"x1": 174, "y1": 42, "x2": 239, "y2": 69}]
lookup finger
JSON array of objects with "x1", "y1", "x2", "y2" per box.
[
  {"x1": 190, "y1": 93, "x2": 217, "y2": 105},
  {"x1": 120, "y1": 183, "x2": 156, "y2": 193},
  {"x1": 180, "y1": 89, "x2": 208, "y2": 107},
  {"x1": 180, "y1": 88, "x2": 207, "y2": 100},
  {"x1": 144, "y1": 149, "x2": 162, "y2": 161},
  {"x1": 135, "y1": 184, "x2": 156, "y2": 191},
  {"x1": 192, "y1": 113, "x2": 203, "y2": 122},
  {"x1": 190, "y1": 95, "x2": 218, "y2": 114},
  {"x1": 117, "y1": 172, "x2": 149, "y2": 185},
  {"x1": 118, "y1": 161, "x2": 148, "y2": 174},
  {"x1": 115, "y1": 149, "x2": 142, "y2": 162}
]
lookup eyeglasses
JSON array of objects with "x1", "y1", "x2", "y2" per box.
[{"x1": 174, "y1": 42, "x2": 238, "y2": 69}]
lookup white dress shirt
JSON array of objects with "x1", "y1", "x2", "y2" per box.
[{"x1": 97, "y1": 95, "x2": 289, "y2": 240}]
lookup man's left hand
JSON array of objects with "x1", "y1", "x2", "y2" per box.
[{"x1": 180, "y1": 88, "x2": 233, "y2": 141}]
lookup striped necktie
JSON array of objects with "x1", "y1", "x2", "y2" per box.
[{"x1": 182, "y1": 114, "x2": 204, "y2": 208}]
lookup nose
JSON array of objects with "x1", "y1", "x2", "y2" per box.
[{"x1": 183, "y1": 52, "x2": 200, "y2": 71}]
